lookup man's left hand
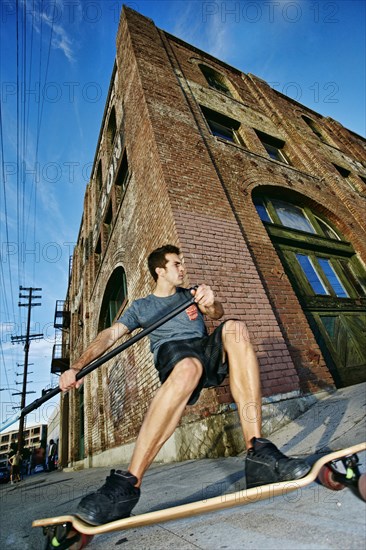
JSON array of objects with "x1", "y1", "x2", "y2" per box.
[{"x1": 191, "y1": 284, "x2": 215, "y2": 309}]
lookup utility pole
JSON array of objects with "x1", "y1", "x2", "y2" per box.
[{"x1": 11, "y1": 286, "x2": 43, "y2": 453}]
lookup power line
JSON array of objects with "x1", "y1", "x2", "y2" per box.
[{"x1": 0, "y1": 100, "x2": 16, "y2": 321}]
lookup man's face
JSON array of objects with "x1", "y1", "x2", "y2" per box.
[{"x1": 159, "y1": 253, "x2": 185, "y2": 285}]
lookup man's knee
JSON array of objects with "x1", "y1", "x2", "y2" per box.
[
  {"x1": 222, "y1": 320, "x2": 251, "y2": 347},
  {"x1": 169, "y1": 358, "x2": 203, "y2": 393}
]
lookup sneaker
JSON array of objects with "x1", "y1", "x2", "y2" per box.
[
  {"x1": 246, "y1": 438, "x2": 311, "y2": 489},
  {"x1": 76, "y1": 470, "x2": 140, "y2": 525}
]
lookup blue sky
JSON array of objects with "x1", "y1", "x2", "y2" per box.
[{"x1": 0, "y1": 0, "x2": 365, "y2": 429}]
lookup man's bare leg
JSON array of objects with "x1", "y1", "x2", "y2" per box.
[
  {"x1": 222, "y1": 320, "x2": 262, "y2": 448},
  {"x1": 128, "y1": 358, "x2": 203, "y2": 486}
]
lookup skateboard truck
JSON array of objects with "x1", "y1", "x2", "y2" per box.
[
  {"x1": 318, "y1": 452, "x2": 366, "y2": 499},
  {"x1": 43, "y1": 522, "x2": 92, "y2": 550}
]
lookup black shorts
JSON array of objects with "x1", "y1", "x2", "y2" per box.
[{"x1": 155, "y1": 322, "x2": 229, "y2": 405}]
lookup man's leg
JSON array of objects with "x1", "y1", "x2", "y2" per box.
[
  {"x1": 128, "y1": 357, "x2": 203, "y2": 486},
  {"x1": 222, "y1": 320, "x2": 311, "y2": 487},
  {"x1": 222, "y1": 320, "x2": 262, "y2": 448},
  {"x1": 76, "y1": 357, "x2": 203, "y2": 524}
]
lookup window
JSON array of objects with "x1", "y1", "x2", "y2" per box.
[
  {"x1": 302, "y1": 115, "x2": 327, "y2": 142},
  {"x1": 333, "y1": 164, "x2": 351, "y2": 178},
  {"x1": 253, "y1": 197, "x2": 273, "y2": 223},
  {"x1": 201, "y1": 106, "x2": 243, "y2": 145},
  {"x1": 254, "y1": 130, "x2": 289, "y2": 164},
  {"x1": 96, "y1": 161, "x2": 103, "y2": 191},
  {"x1": 254, "y1": 197, "x2": 341, "y2": 240},
  {"x1": 199, "y1": 64, "x2": 232, "y2": 96},
  {"x1": 332, "y1": 164, "x2": 360, "y2": 192},
  {"x1": 314, "y1": 217, "x2": 340, "y2": 240},
  {"x1": 103, "y1": 201, "x2": 113, "y2": 241},
  {"x1": 253, "y1": 192, "x2": 366, "y2": 386},
  {"x1": 296, "y1": 254, "x2": 329, "y2": 295},
  {"x1": 295, "y1": 253, "x2": 351, "y2": 299},
  {"x1": 271, "y1": 200, "x2": 316, "y2": 233},
  {"x1": 115, "y1": 151, "x2": 130, "y2": 203},
  {"x1": 95, "y1": 235, "x2": 102, "y2": 255},
  {"x1": 99, "y1": 267, "x2": 128, "y2": 330},
  {"x1": 107, "y1": 106, "x2": 117, "y2": 151},
  {"x1": 339, "y1": 261, "x2": 366, "y2": 296},
  {"x1": 95, "y1": 234, "x2": 102, "y2": 271},
  {"x1": 317, "y1": 258, "x2": 349, "y2": 298}
]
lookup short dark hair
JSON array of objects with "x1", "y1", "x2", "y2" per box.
[{"x1": 148, "y1": 244, "x2": 180, "y2": 282}]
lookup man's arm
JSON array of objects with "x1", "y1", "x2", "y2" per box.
[
  {"x1": 191, "y1": 284, "x2": 224, "y2": 320},
  {"x1": 59, "y1": 322, "x2": 129, "y2": 391}
]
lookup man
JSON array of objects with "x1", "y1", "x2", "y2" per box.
[
  {"x1": 9, "y1": 451, "x2": 22, "y2": 484},
  {"x1": 60, "y1": 244, "x2": 310, "y2": 525},
  {"x1": 48, "y1": 439, "x2": 57, "y2": 472}
]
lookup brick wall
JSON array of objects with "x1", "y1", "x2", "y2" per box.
[{"x1": 62, "y1": 7, "x2": 366, "y2": 464}]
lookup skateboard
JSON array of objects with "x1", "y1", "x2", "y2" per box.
[{"x1": 34, "y1": 442, "x2": 366, "y2": 549}]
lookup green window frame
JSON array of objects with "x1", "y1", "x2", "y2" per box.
[
  {"x1": 254, "y1": 195, "x2": 366, "y2": 302},
  {"x1": 295, "y1": 253, "x2": 350, "y2": 298}
]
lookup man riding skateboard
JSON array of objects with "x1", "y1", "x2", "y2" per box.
[{"x1": 59, "y1": 244, "x2": 310, "y2": 525}]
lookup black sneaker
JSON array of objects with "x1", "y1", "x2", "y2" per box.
[
  {"x1": 246, "y1": 438, "x2": 311, "y2": 489},
  {"x1": 76, "y1": 470, "x2": 140, "y2": 525}
]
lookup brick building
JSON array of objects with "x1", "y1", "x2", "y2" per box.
[
  {"x1": 54, "y1": 8, "x2": 366, "y2": 468},
  {"x1": 0, "y1": 424, "x2": 47, "y2": 467}
]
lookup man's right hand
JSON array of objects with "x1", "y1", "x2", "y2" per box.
[
  {"x1": 58, "y1": 322, "x2": 129, "y2": 392},
  {"x1": 59, "y1": 368, "x2": 83, "y2": 391}
]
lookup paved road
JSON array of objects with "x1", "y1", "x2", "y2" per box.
[{"x1": 1, "y1": 383, "x2": 365, "y2": 549}]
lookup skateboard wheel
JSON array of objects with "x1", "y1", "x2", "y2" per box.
[
  {"x1": 45, "y1": 525, "x2": 93, "y2": 550},
  {"x1": 358, "y1": 473, "x2": 366, "y2": 502},
  {"x1": 68, "y1": 533, "x2": 94, "y2": 550},
  {"x1": 318, "y1": 465, "x2": 345, "y2": 491}
]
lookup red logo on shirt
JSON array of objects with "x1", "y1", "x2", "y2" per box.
[{"x1": 186, "y1": 304, "x2": 198, "y2": 321}]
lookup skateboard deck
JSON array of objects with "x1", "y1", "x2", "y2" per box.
[{"x1": 34, "y1": 442, "x2": 366, "y2": 549}]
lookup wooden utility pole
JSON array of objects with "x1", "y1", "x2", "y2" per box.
[{"x1": 11, "y1": 286, "x2": 43, "y2": 453}]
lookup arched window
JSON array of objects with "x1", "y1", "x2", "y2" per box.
[
  {"x1": 99, "y1": 267, "x2": 127, "y2": 330},
  {"x1": 199, "y1": 64, "x2": 233, "y2": 96},
  {"x1": 302, "y1": 115, "x2": 328, "y2": 143},
  {"x1": 253, "y1": 192, "x2": 366, "y2": 387}
]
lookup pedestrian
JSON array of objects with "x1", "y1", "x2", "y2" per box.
[
  {"x1": 9, "y1": 451, "x2": 22, "y2": 484},
  {"x1": 48, "y1": 439, "x2": 57, "y2": 472},
  {"x1": 60, "y1": 244, "x2": 310, "y2": 525}
]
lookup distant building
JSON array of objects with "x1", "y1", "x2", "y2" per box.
[
  {"x1": 0, "y1": 424, "x2": 47, "y2": 466},
  {"x1": 46, "y1": 403, "x2": 60, "y2": 447},
  {"x1": 54, "y1": 8, "x2": 366, "y2": 468}
]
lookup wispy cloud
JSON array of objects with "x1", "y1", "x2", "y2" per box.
[
  {"x1": 46, "y1": 18, "x2": 75, "y2": 63},
  {"x1": 26, "y1": 0, "x2": 77, "y2": 63},
  {"x1": 171, "y1": 2, "x2": 231, "y2": 61},
  {"x1": 171, "y1": 2, "x2": 203, "y2": 46},
  {"x1": 204, "y1": 12, "x2": 231, "y2": 60}
]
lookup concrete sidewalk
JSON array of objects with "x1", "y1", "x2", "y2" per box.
[{"x1": 1, "y1": 383, "x2": 365, "y2": 549}]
